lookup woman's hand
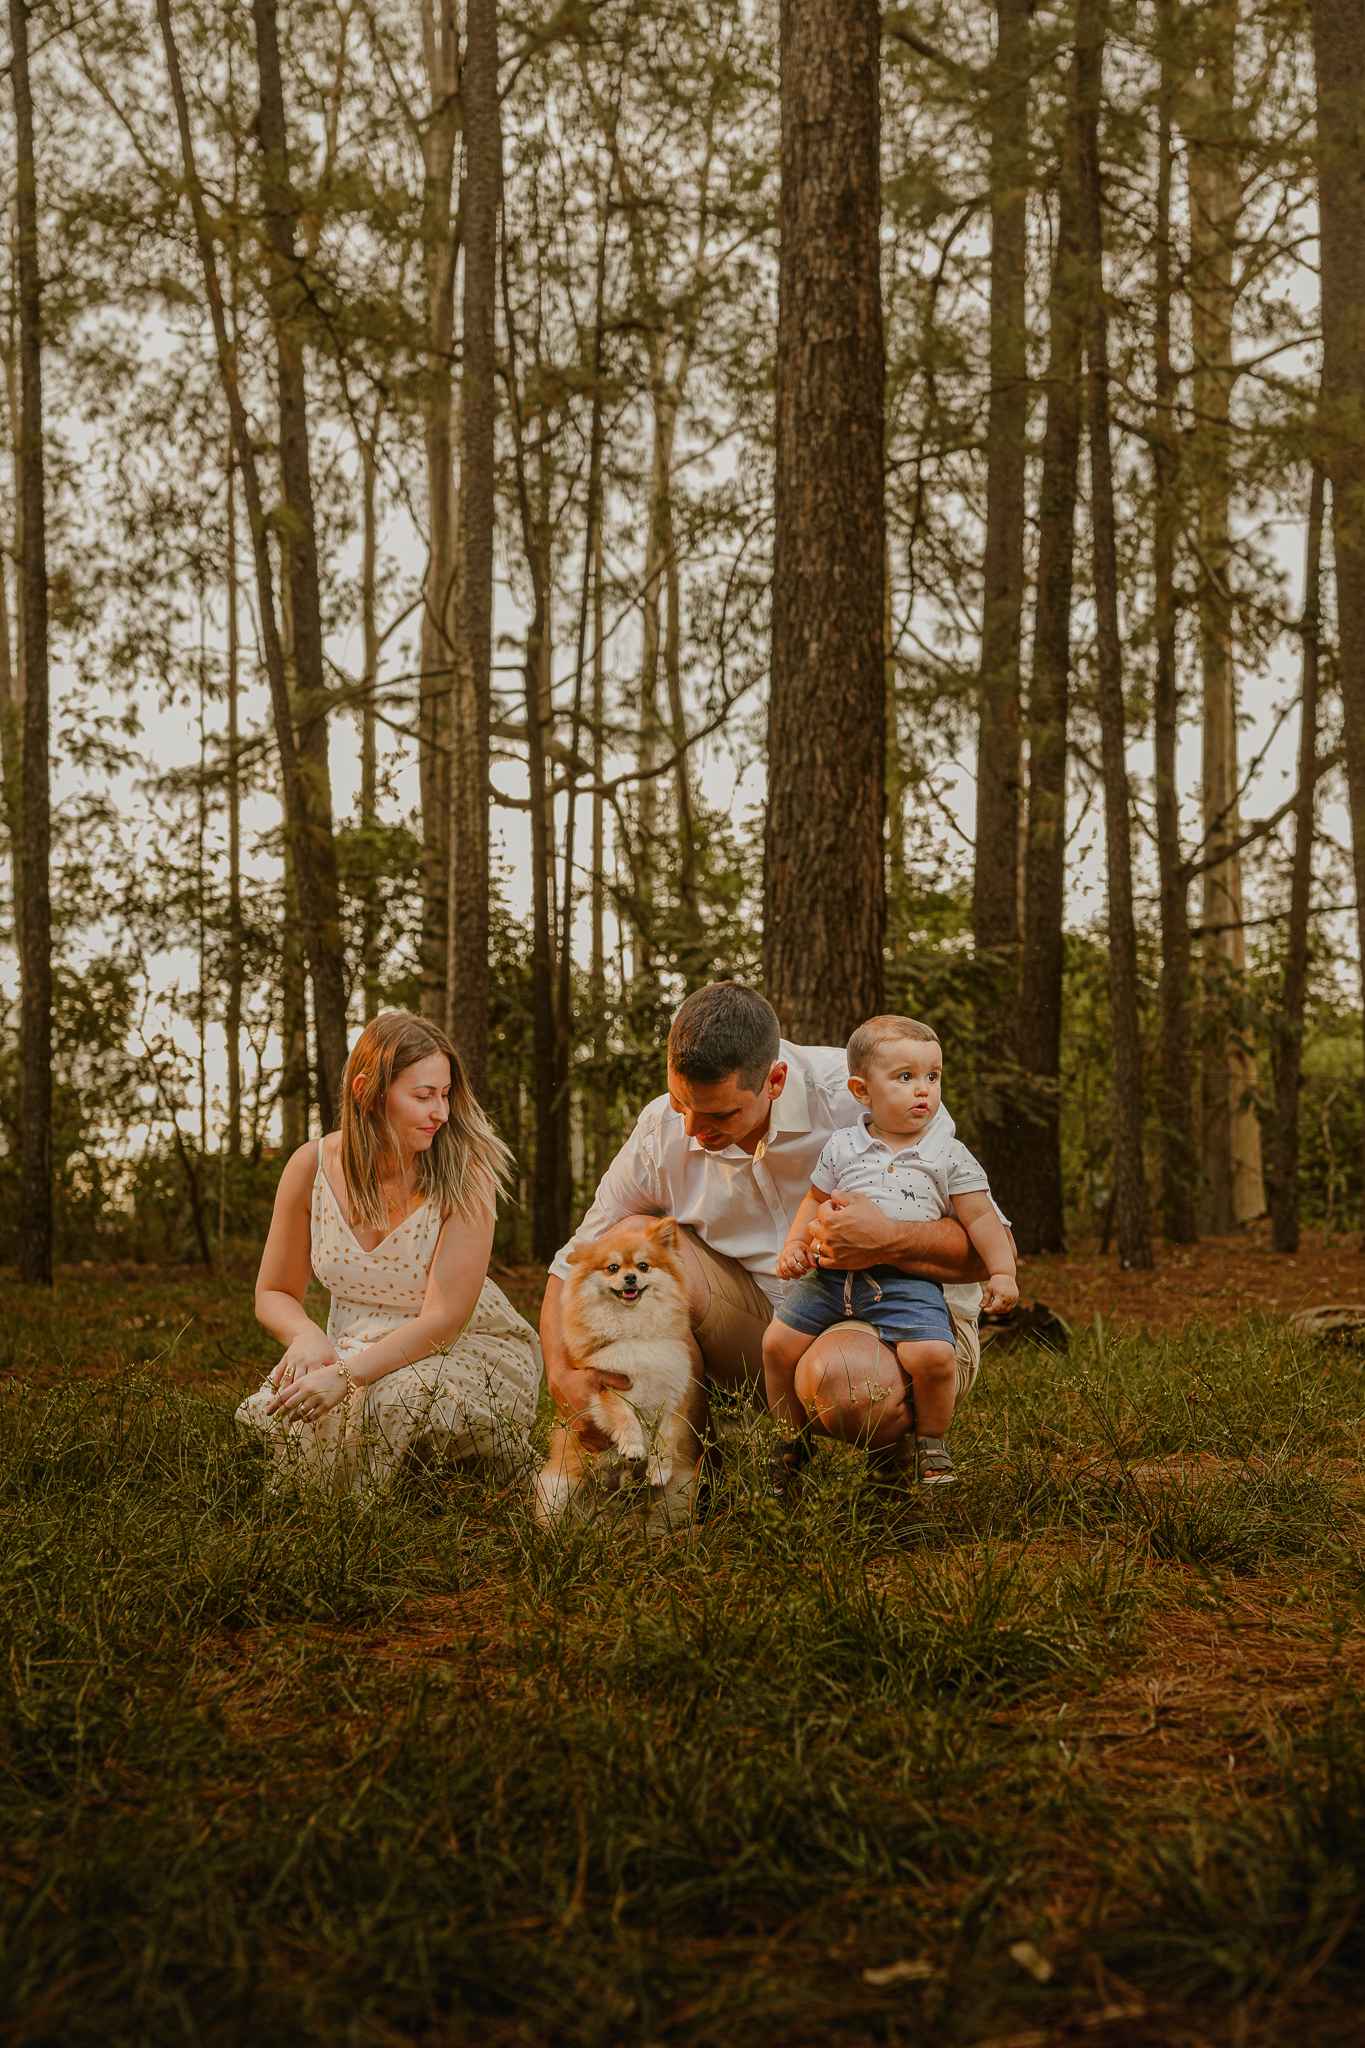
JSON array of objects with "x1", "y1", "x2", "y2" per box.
[
  {"x1": 265, "y1": 1361, "x2": 349, "y2": 1423},
  {"x1": 269, "y1": 1326, "x2": 339, "y2": 1391}
]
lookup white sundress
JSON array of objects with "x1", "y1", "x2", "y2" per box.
[{"x1": 235, "y1": 1140, "x2": 542, "y2": 1488}]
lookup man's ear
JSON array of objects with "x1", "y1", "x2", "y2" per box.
[
  {"x1": 766, "y1": 1060, "x2": 788, "y2": 1099},
  {"x1": 649, "y1": 1217, "x2": 679, "y2": 1250}
]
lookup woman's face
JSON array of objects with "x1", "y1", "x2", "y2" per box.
[{"x1": 383, "y1": 1052, "x2": 453, "y2": 1157}]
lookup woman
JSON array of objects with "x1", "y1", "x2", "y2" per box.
[{"x1": 236, "y1": 1011, "x2": 541, "y2": 1487}]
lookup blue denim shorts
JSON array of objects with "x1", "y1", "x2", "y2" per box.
[{"x1": 775, "y1": 1266, "x2": 954, "y2": 1347}]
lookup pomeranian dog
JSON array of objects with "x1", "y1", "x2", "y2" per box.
[{"x1": 533, "y1": 1216, "x2": 705, "y2": 1529}]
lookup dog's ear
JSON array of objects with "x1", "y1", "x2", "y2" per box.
[
  {"x1": 650, "y1": 1217, "x2": 679, "y2": 1250},
  {"x1": 565, "y1": 1241, "x2": 589, "y2": 1265}
]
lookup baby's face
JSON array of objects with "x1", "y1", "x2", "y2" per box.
[{"x1": 857, "y1": 1036, "x2": 942, "y2": 1138}]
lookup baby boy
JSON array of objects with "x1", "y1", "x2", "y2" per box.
[{"x1": 762, "y1": 1013, "x2": 1017, "y2": 1489}]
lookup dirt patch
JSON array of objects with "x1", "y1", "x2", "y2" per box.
[{"x1": 1016, "y1": 1221, "x2": 1365, "y2": 1337}]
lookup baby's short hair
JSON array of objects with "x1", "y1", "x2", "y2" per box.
[{"x1": 846, "y1": 1013, "x2": 940, "y2": 1079}]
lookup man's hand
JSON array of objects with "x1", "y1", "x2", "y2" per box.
[{"x1": 810, "y1": 1191, "x2": 898, "y2": 1271}]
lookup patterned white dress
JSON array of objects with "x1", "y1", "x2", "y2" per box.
[{"x1": 235, "y1": 1141, "x2": 541, "y2": 1488}]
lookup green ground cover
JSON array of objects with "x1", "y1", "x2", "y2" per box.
[{"x1": 0, "y1": 1272, "x2": 1362, "y2": 2045}]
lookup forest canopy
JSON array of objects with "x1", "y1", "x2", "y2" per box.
[{"x1": 1, "y1": 0, "x2": 1362, "y2": 1279}]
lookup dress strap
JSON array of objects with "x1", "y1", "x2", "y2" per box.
[{"x1": 315, "y1": 1136, "x2": 326, "y2": 1182}]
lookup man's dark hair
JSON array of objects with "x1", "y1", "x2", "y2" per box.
[{"x1": 667, "y1": 982, "x2": 781, "y2": 1089}]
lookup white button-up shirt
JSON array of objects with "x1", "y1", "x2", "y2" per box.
[{"x1": 550, "y1": 1041, "x2": 986, "y2": 1316}]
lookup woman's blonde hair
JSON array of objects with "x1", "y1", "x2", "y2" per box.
[{"x1": 338, "y1": 1011, "x2": 513, "y2": 1230}]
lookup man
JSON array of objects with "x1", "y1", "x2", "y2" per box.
[{"x1": 542, "y1": 984, "x2": 1002, "y2": 1482}]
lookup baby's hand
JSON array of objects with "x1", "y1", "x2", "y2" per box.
[
  {"x1": 777, "y1": 1239, "x2": 812, "y2": 1279},
  {"x1": 981, "y1": 1272, "x2": 1019, "y2": 1316}
]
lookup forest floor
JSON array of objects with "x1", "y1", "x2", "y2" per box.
[{"x1": 1, "y1": 1233, "x2": 1363, "y2": 2046}]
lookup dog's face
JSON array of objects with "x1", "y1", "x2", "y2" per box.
[{"x1": 567, "y1": 1217, "x2": 688, "y2": 1318}]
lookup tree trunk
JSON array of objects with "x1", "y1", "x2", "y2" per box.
[
  {"x1": 8, "y1": 0, "x2": 53, "y2": 1285},
  {"x1": 1185, "y1": 0, "x2": 1264, "y2": 1231},
  {"x1": 1310, "y1": 0, "x2": 1365, "y2": 1230},
  {"x1": 450, "y1": 0, "x2": 498, "y2": 1092},
  {"x1": 0, "y1": 419, "x2": 22, "y2": 956},
  {"x1": 249, "y1": 0, "x2": 348, "y2": 1124},
  {"x1": 418, "y1": 0, "x2": 460, "y2": 1024},
  {"x1": 524, "y1": 480, "x2": 560, "y2": 1262},
  {"x1": 1153, "y1": 0, "x2": 1197, "y2": 1243},
  {"x1": 1010, "y1": 53, "x2": 1083, "y2": 1257},
  {"x1": 559, "y1": 174, "x2": 611, "y2": 1212},
  {"x1": 765, "y1": 0, "x2": 885, "y2": 1039},
  {"x1": 590, "y1": 510, "x2": 611, "y2": 1183},
  {"x1": 359, "y1": 420, "x2": 382, "y2": 1018},
  {"x1": 632, "y1": 367, "x2": 667, "y2": 993},
  {"x1": 1077, "y1": 0, "x2": 1152, "y2": 1270},
  {"x1": 224, "y1": 441, "x2": 244, "y2": 1161},
  {"x1": 972, "y1": 0, "x2": 1031, "y2": 1163},
  {"x1": 157, "y1": 0, "x2": 350, "y2": 1135},
  {"x1": 1268, "y1": 458, "x2": 1324, "y2": 1255}
]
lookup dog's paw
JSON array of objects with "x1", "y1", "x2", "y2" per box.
[
  {"x1": 645, "y1": 1455, "x2": 673, "y2": 1490},
  {"x1": 531, "y1": 1467, "x2": 572, "y2": 1526}
]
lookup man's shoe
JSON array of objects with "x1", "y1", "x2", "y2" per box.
[{"x1": 768, "y1": 1431, "x2": 814, "y2": 1506}]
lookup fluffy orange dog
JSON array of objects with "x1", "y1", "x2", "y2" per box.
[{"x1": 533, "y1": 1217, "x2": 705, "y2": 1528}]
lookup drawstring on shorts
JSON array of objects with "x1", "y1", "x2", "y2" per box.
[{"x1": 842, "y1": 1271, "x2": 883, "y2": 1318}]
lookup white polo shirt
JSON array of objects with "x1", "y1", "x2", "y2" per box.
[
  {"x1": 550, "y1": 1041, "x2": 985, "y2": 1316},
  {"x1": 812, "y1": 1106, "x2": 990, "y2": 1223}
]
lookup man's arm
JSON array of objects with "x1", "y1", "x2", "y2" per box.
[{"x1": 810, "y1": 1190, "x2": 991, "y2": 1281}]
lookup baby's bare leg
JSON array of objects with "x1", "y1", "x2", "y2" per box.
[
  {"x1": 762, "y1": 1319, "x2": 816, "y2": 1431},
  {"x1": 895, "y1": 1339, "x2": 957, "y2": 1439}
]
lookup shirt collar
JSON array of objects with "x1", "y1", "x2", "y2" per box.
[
  {"x1": 767, "y1": 1042, "x2": 813, "y2": 1138},
  {"x1": 855, "y1": 1103, "x2": 955, "y2": 1159}
]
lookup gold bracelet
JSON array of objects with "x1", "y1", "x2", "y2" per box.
[{"x1": 335, "y1": 1361, "x2": 363, "y2": 1405}]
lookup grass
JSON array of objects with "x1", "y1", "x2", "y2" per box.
[{"x1": 0, "y1": 1277, "x2": 1363, "y2": 2044}]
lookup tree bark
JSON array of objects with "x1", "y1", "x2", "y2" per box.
[
  {"x1": 248, "y1": 0, "x2": 348, "y2": 1124},
  {"x1": 359, "y1": 419, "x2": 382, "y2": 1019},
  {"x1": 450, "y1": 0, "x2": 499, "y2": 1092},
  {"x1": 418, "y1": 0, "x2": 460, "y2": 1024},
  {"x1": 1153, "y1": 0, "x2": 1197, "y2": 1243},
  {"x1": 765, "y1": 0, "x2": 885, "y2": 1039},
  {"x1": 1077, "y1": 0, "x2": 1153, "y2": 1270},
  {"x1": 589, "y1": 510, "x2": 611, "y2": 1183},
  {"x1": 972, "y1": 0, "x2": 1031, "y2": 1164},
  {"x1": 503, "y1": 210, "x2": 564, "y2": 1261},
  {"x1": 1184, "y1": 0, "x2": 1264, "y2": 1231},
  {"x1": 1309, "y1": 0, "x2": 1365, "y2": 1229},
  {"x1": 1010, "y1": 51, "x2": 1083, "y2": 1256},
  {"x1": 1268, "y1": 459, "x2": 1324, "y2": 1255},
  {"x1": 224, "y1": 440, "x2": 244, "y2": 1161},
  {"x1": 8, "y1": 0, "x2": 53, "y2": 1285}
]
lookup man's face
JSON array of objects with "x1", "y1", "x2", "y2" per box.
[{"x1": 667, "y1": 1062, "x2": 787, "y2": 1155}]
